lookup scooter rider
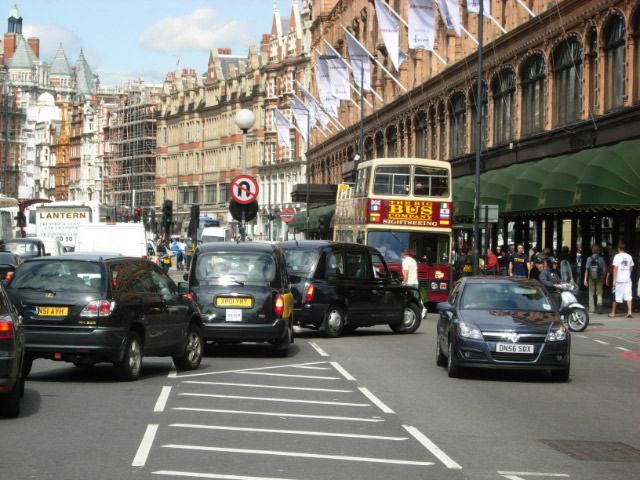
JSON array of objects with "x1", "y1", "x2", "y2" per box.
[{"x1": 539, "y1": 255, "x2": 562, "y2": 306}]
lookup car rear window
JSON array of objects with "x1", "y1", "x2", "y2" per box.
[
  {"x1": 1, "y1": 242, "x2": 39, "y2": 257},
  {"x1": 0, "y1": 253, "x2": 18, "y2": 266},
  {"x1": 460, "y1": 282, "x2": 553, "y2": 312},
  {"x1": 9, "y1": 260, "x2": 104, "y2": 293},
  {"x1": 195, "y1": 252, "x2": 276, "y2": 285},
  {"x1": 281, "y1": 248, "x2": 321, "y2": 274}
]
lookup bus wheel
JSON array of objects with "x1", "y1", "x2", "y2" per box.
[
  {"x1": 390, "y1": 303, "x2": 421, "y2": 334},
  {"x1": 324, "y1": 306, "x2": 345, "y2": 338}
]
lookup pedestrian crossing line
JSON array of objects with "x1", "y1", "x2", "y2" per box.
[
  {"x1": 169, "y1": 423, "x2": 409, "y2": 441},
  {"x1": 179, "y1": 392, "x2": 370, "y2": 407},
  {"x1": 175, "y1": 361, "x2": 330, "y2": 378},
  {"x1": 497, "y1": 472, "x2": 569, "y2": 477},
  {"x1": 168, "y1": 366, "x2": 177, "y2": 378},
  {"x1": 154, "y1": 470, "x2": 298, "y2": 480},
  {"x1": 172, "y1": 407, "x2": 384, "y2": 422},
  {"x1": 182, "y1": 381, "x2": 353, "y2": 393},
  {"x1": 289, "y1": 365, "x2": 330, "y2": 370},
  {"x1": 154, "y1": 386, "x2": 172, "y2": 412},
  {"x1": 162, "y1": 444, "x2": 435, "y2": 466},
  {"x1": 132, "y1": 424, "x2": 159, "y2": 467},
  {"x1": 330, "y1": 362, "x2": 356, "y2": 381},
  {"x1": 308, "y1": 341, "x2": 329, "y2": 357},
  {"x1": 358, "y1": 387, "x2": 394, "y2": 414},
  {"x1": 403, "y1": 425, "x2": 462, "y2": 470},
  {"x1": 239, "y1": 371, "x2": 340, "y2": 380},
  {"x1": 616, "y1": 347, "x2": 630, "y2": 351},
  {"x1": 594, "y1": 340, "x2": 609, "y2": 345}
]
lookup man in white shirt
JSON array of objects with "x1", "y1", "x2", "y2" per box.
[
  {"x1": 401, "y1": 249, "x2": 419, "y2": 286},
  {"x1": 609, "y1": 242, "x2": 634, "y2": 318}
]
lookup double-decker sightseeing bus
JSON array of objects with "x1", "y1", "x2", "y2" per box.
[{"x1": 333, "y1": 158, "x2": 452, "y2": 305}]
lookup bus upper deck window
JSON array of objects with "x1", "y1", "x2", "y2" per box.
[
  {"x1": 413, "y1": 166, "x2": 449, "y2": 197},
  {"x1": 374, "y1": 166, "x2": 410, "y2": 196}
]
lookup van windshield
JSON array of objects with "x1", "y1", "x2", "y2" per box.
[
  {"x1": 8, "y1": 261, "x2": 104, "y2": 293},
  {"x1": 195, "y1": 252, "x2": 275, "y2": 285}
]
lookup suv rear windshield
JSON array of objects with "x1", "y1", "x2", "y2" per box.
[
  {"x1": 9, "y1": 261, "x2": 104, "y2": 293},
  {"x1": 195, "y1": 252, "x2": 276, "y2": 285},
  {"x1": 281, "y1": 248, "x2": 321, "y2": 274}
]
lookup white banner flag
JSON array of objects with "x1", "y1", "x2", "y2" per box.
[
  {"x1": 289, "y1": 96, "x2": 310, "y2": 142},
  {"x1": 374, "y1": 0, "x2": 406, "y2": 72},
  {"x1": 408, "y1": 0, "x2": 436, "y2": 51},
  {"x1": 314, "y1": 61, "x2": 340, "y2": 109},
  {"x1": 274, "y1": 108, "x2": 290, "y2": 148},
  {"x1": 436, "y1": 0, "x2": 461, "y2": 37},
  {"x1": 467, "y1": 0, "x2": 490, "y2": 15},
  {"x1": 323, "y1": 40, "x2": 351, "y2": 101},
  {"x1": 344, "y1": 30, "x2": 371, "y2": 91}
]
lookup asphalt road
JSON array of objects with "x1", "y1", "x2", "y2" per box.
[{"x1": 1, "y1": 312, "x2": 638, "y2": 480}]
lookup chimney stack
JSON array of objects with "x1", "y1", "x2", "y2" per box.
[
  {"x1": 4, "y1": 33, "x2": 16, "y2": 62},
  {"x1": 27, "y1": 38, "x2": 40, "y2": 59}
]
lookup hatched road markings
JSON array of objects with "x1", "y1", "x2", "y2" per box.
[{"x1": 136, "y1": 354, "x2": 461, "y2": 477}]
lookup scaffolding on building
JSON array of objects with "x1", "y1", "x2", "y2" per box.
[{"x1": 108, "y1": 95, "x2": 159, "y2": 208}]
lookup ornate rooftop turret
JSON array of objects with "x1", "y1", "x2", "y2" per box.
[
  {"x1": 50, "y1": 43, "x2": 73, "y2": 76},
  {"x1": 74, "y1": 49, "x2": 95, "y2": 96},
  {"x1": 7, "y1": 35, "x2": 34, "y2": 70},
  {"x1": 8, "y1": 4, "x2": 22, "y2": 33}
]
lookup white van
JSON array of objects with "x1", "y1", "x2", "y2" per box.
[
  {"x1": 38, "y1": 237, "x2": 64, "y2": 256},
  {"x1": 74, "y1": 223, "x2": 148, "y2": 258},
  {"x1": 200, "y1": 226, "x2": 227, "y2": 244}
]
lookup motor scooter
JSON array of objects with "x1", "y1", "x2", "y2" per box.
[
  {"x1": 161, "y1": 253, "x2": 172, "y2": 273},
  {"x1": 558, "y1": 260, "x2": 589, "y2": 332}
]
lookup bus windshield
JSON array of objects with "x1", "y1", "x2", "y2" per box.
[{"x1": 368, "y1": 231, "x2": 450, "y2": 265}]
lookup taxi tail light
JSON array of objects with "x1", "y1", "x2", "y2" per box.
[
  {"x1": 275, "y1": 295, "x2": 285, "y2": 317},
  {"x1": 0, "y1": 320, "x2": 15, "y2": 339},
  {"x1": 306, "y1": 284, "x2": 315, "y2": 302},
  {"x1": 185, "y1": 293, "x2": 194, "y2": 300},
  {"x1": 5, "y1": 272, "x2": 13, "y2": 281},
  {"x1": 80, "y1": 300, "x2": 115, "y2": 317}
]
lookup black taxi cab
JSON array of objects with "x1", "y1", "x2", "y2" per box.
[{"x1": 185, "y1": 242, "x2": 294, "y2": 354}]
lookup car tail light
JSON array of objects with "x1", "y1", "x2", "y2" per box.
[
  {"x1": 306, "y1": 284, "x2": 315, "y2": 302},
  {"x1": 142, "y1": 255, "x2": 147, "y2": 260},
  {"x1": 0, "y1": 320, "x2": 15, "y2": 339},
  {"x1": 80, "y1": 300, "x2": 115, "y2": 317},
  {"x1": 5, "y1": 272, "x2": 13, "y2": 281},
  {"x1": 185, "y1": 293, "x2": 194, "y2": 300},
  {"x1": 275, "y1": 295, "x2": 285, "y2": 317}
]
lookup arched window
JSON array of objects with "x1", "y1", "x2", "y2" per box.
[
  {"x1": 364, "y1": 136, "x2": 374, "y2": 159},
  {"x1": 492, "y1": 69, "x2": 516, "y2": 144},
  {"x1": 438, "y1": 102, "x2": 446, "y2": 160},
  {"x1": 521, "y1": 54, "x2": 546, "y2": 135},
  {"x1": 449, "y1": 93, "x2": 466, "y2": 157},
  {"x1": 346, "y1": 145, "x2": 355, "y2": 162},
  {"x1": 386, "y1": 125, "x2": 397, "y2": 157},
  {"x1": 414, "y1": 111, "x2": 427, "y2": 157},
  {"x1": 553, "y1": 37, "x2": 582, "y2": 126},
  {"x1": 375, "y1": 131, "x2": 385, "y2": 157},
  {"x1": 603, "y1": 14, "x2": 626, "y2": 111},
  {"x1": 429, "y1": 107, "x2": 437, "y2": 158},
  {"x1": 470, "y1": 83, "x2": 488, "y2": 152},
  {"x1": 586, "y1": 27, "x2": 598, "y2": 113},
  {"x1": 632, "y1": 14, "x2": 640, "y2": 103}
]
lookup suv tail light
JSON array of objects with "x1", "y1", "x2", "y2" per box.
[
  {"x1": 0, "y1": 320, "x2": 16, "y2": 339},
  {"x1": 80, "y1": 300, "x2": 115, "y2": 317},
  {"x1": 274, "y1": 295, "x2": 284, "y2": 317},
  {"x1": 306, "y1": 284, "x2": 315, "y2": 302}
]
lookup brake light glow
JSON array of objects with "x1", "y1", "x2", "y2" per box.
[
  {"x1": 5, "y1": 272, "x2": 13, "y2": 280},
  {"x1": 306, "y1": 284, "x2": 315, "y2": 302},
  {"x1": 80, "y1": 300, "x2": 115, "y2": 317},
  {"x1": 185, "y1": 293, "x2": 194, "y2": 300},
  {"x1": 142, "y1": 255, "x2": 147, "y2": 260},
  {"x1": 0, "y1": 321, "x2": 15, "y2": 339},
  {"x1": 275, "y1": 295, "x2": 284, "y2": 317}
]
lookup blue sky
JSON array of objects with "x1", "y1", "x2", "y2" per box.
[{"x1": 16, "y1": 0, "x2": 296, "y2": 87}]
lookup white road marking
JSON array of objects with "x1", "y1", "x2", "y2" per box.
[
  {"x1": 616, "y1": 346, "x2": 630, "y2": 351},
  {"x1": 154, "y1": 386, "x2": 172, "y2": 412},
  {"x1": 182, "y1": 381, "x2": 352, "y2": 393},
  {"x1": 575, "y1": 335, "x2": 587, "y2": 338},
  {"x1": 330, "y1": 361, "x2": 356, "y2": 381},
  {"x1": 132, "y1": 424, "x2": 159, "y2": 467},
  {"x1": 163, "y1": 444, "x2": 434, "y2": 466},
  {"x1": 502, "y1": 476, "x2": 526, "y2": 480},
  {"x1": 594, "y1": 340, "x2": 609, "y2": 345},
  {"x1": 308, "y1": 341, "x2": 329, "y2": 357},
  {"x1": 240, "y1": 372, "x2": 339, "y2": 380},
  {"x1": 403, "y1": 425, "x2": 462, "y2": 470},
  {"x1": 497, "y1": 472, "x2": 569, "y2": 477},
  {"x1": 154, "y1": 470, "x2": 298, "y2": 480},
  {"x1": 173, "y1": 407, "x2": 384, "y2": 422},
  {"x1": 179, "y1": 392, "x2": 370, "y2": 407},
  {"x1": 289, "y1": 365, "x2": 330, "y2": 370},
  {"x1": 177, "y1": 361, "x2": 328, "y2": 378},
  {"x1": 168, "y1": 366, "x2": 177, "y2": 378},
  {"x1": 358, "y1": 387, "x2": 394, "y2": 414},
  {"x1": 170, "y1": 423, "x2": 408, "y2": 441}
]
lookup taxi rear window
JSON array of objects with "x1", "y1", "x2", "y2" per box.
[
  {"x1": 282, "y1": 248, "x2": 320, "y2": 274},
  {"x1": 8, "y1": 261, "x2": 104, "y2": 293},
  {"x1": 195, "y1": 253, "x2": 276, "y2": 284}
]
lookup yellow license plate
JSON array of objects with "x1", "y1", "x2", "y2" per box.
[
  {"x1": 38, "y1": 306, "x2": 68, "y2": 316},
  {"x1": 216, "y1": 297, "x2": 252, "y2": 308}
]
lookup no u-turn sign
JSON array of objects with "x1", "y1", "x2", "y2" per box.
[{"x1": 230, "y1": 175, "x2": 259, "y2": 204}]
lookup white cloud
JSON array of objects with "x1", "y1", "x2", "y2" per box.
[
  {"x1": 96, "y1": 68, "x2": 167, "y2": 89},
  {"x1": 22, "y1": 24, "x2": 83, "y2": 64},
  {"x1": 138, "y1": 7, "x2": 252, "y2": 53}
]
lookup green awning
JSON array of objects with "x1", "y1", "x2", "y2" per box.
[
  {"x1": 289, "y1": 204, "x2": 336, "y2": 231},
  {"x1": 452, "y1": 175, "x2": 474, "y2": 206},
  {"x1": 573, "y1": 139, "x2": 640, "y2": 210},
  {"x1": 453, "y1": 176, "x2": 477, "y2": 218},
  {"x1": 480, "y1": 163, "x2": 522, "y2": 213},
  {"x1": 505, "y1": 157, "x2": 558, "y2": 213},
  {"x1": 538, "y1": 154, "x2": 589, "y2": 211}
]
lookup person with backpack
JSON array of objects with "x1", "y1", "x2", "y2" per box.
[
  {"x1": 584, "y1": 244, "x2": 607, "y2": 314},
  {"x1": 454, "y1": 245, "x2": 473, "y2": 280}
]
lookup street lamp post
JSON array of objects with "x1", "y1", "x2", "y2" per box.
[
  {"x1": 234, "y1": 108, "x2": 256, "y2": 241},
  {"x1": 472, "y1": 4, "x2": 485, "y2": 275}
]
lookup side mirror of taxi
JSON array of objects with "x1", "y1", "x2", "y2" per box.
[
  {"x1": 177, "y1": 282, "x2": 190, "y2": 295},
  {"x1": 436, "y1": 301, "x2": 453, "y2": 312},
  {"x1": 183, "y1": 273, "x2": 189, "y2": 281}
]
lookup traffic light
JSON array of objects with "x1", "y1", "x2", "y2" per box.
[
  {"x1": 317, "y1": 215, "x2": 328, "y2": 238},
  {"x1": 268, "y1": 213, "x2": 276, "y2": 221},
  {"x1": 115, "y1": 208, "x2": 121, "y2": 222},
  {"x1": 163, "y1": 200, "x2": 173, "y2": 234},
  {"x1": 124, "y1": 212, "x2": 129, "y2": 222},
  {"x1": 134, "y1": 206, "x2": 142, "y2": 223}
]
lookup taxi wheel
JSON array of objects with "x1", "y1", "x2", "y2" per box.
[
  {"x1": 114, "y1": 332, "x2": 143, "y2": 381},
  {"x1": 390, "y1": 303, "x2": 422, "y2": 334},
  {"x1": 324, "y1": 306, "x2": 345, "y2": 338}
]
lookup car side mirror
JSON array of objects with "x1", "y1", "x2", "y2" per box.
[
  {"x1": 436, "y1": 301, "x2": 454, "y2": 312},
  {"x1": 183, "y1": 273, "x2": 189, "y2": 281},
  {"x1": 177, "y1": 282, "x2": 190, "y2": 295}
]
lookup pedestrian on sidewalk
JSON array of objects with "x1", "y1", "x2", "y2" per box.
[
  {"x1": 401, "y1": 249, "x2": 419, "y2": 287},
  {"x1": 584, "y1": 245, "x2": 606, "y2": 315},
  {"x1": 609, "y1": 242, "x2": 634, "y2": 318},
  {"x1": 509, "y1": 243, "x2": 530, "y2": 278}
]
